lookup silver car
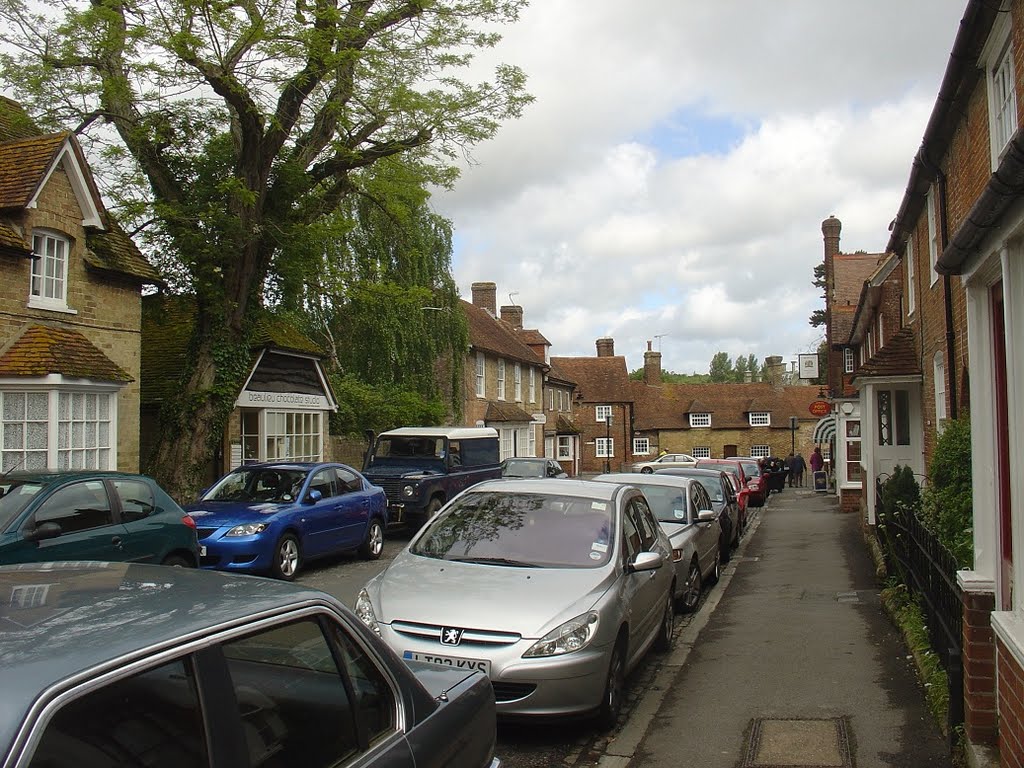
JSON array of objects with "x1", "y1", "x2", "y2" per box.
[
  {"x1": 631, "y1": 453, "x2": 697, "y2": 473},
  {"x1": 594, "y1": 473, "x2": 721, "y2": 612},
  {"x1": 356, "y1": 478, "x2": 675, "y2": 729}
]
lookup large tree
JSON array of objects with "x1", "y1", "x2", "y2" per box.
[{"x1": 0, "y1": 0, "x2": 530, "y2": 498}]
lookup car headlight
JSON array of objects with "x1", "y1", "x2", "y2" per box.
[
  {"x1": 402, "y1": 485, "x2": 415, "y2": 497},
  {"x1": 523, "y1": 612, "x2": 599, "y2": 658},
  {"x1": 225, "y1": 523, "x2": 269, "y2": 537},
  {"x1": 355, "y1": 589, "x2": 381, "y2": 636}
]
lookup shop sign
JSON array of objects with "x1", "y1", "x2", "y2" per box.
[{"x1": 808, "y1": 400, "x2": 831, "y2": 417}]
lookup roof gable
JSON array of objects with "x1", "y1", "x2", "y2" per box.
[{"x1": 463, "y1": 300, "x2": 548, "y2": 367}]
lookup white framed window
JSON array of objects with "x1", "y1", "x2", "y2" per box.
[
  {"x1": 877, "y1": 314, "x2": 885, "y2": 347},
  {"x1": 29, "y1": 231, "x2": 71, "y2": 311},
  {"x1": 527, "y1": 426, "x2": 536, "y2": 457},
  {"x1": 497, "y1": 359, "x2": 506, "y2": 400},
  {"x1": 749, "y1": 412, "x2": 770, "y2": 427},
  {"x1": 633, "y1": 438, "x2": 651, "y2": 455},
  {"x1": 596, "y1": 405, "x2": 612, "y2": 422},
  {"x1": 689, "y1": 413, "x2": 710, "y2": 428},
  {"x1": 906, "y1": 239, "x2": 916, "y2": 315},
  {"x1": 557, "y1": 390, "x2": 564, "y2": 412},
  {"x1": 750, "y1": 445, "x2": 771, "y2": 459},
  {"x1": 1, "y1": 389, "x2": 117, "y2": 472},
  {"x1": 596, "y1": 438, "x2": 614, "y2": 458},
  {"x1": 475, "y1": 352, "x2": 485, "y2": 397},
  {"x1": 927, "y1": 186, "x2": 939, "y2": 285},
  {"x1": 514, "y1": 362, "x2": 522, "y2": 402},
  {"x1": 264, "y1": 411, "x2": 322, "y2": 461},
  {"x1": 500, "y1": 428, "x2": 515, "y2": 460},
  {"x1": 528, "y1": 368, "x2": 536, "y2": 403},
  {"x1": 692, "y1": 446, "x2": 711, "y2": 459},
  {"x1": 844, "y1": 348, "x2": 855, "y2": 374},
  {"x1": 557, "y1": 436, "x2": 572, "y2": 460},
  {"x1": 548, "y1": 387, "x2": 553, "y2": 410},
  {"x1": 934, "y1": 351, "x2": 947, "y2": 428},
  {"x1": 985, "y1": 12, "x2": 1017, "y2": 167}
]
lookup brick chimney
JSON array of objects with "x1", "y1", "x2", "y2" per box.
[
  {"x1": 596, "y1": 337, "x2": 615, "y2": 357},
  {"x1": 764, "y1": 355, "x2": 786, "y2": 388},
  {"x1": 644, "y1": 340, "x2": 662, "y2": 385},
  {"x1": 500, "y1": 305, "x2": 523, "y2": 330},
  {"x1": 471, "y1": 282, "x2": 497, "y2": 316}
]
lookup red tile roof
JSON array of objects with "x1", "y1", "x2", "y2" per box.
[
  {"x1": 0, "y1": 132, "x2": 67, "y2": 209},
  {"x1": 0, "y1": 325, "x2": 132, "y2": 382},
  {"x1": 632, "y1": 381, "x2": 823, "y2": 431},
  {"x1": 550, "y1": 355, "x2": 632, "y2": 402},
  {"x1": 852, "y1": 327, "x2": 921, "y2": 380},
  {"x1": 831, "y1": 253, "x2": 885, "y2": 346},
  {"x1": 463, "y1": 300, "x2": 549, "y2": 368},
  {"x1": 484, "y1": 401, "x2": 536, "y2": 422}
]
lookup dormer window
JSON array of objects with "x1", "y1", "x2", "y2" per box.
[
  {"x1": 689, "y1": 413, "x2": 711, "y2": 428},
  {"x1": 749, "y1": 412, "x2": 770, "y2": 427},
  {"x1": 844, "y1": 348, "x2": 855, "y2": 374},
  {"x1": 29, "y1": 231, "x2": 71, "y2": 311}
]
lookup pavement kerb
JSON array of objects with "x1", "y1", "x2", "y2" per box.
[{"x1": 596, "y1": 506, "x2": 765, "y2": 767}]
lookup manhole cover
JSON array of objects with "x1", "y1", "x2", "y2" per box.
[{"x1": 742, "y1": 717, "x2": 852, "y2": 767}]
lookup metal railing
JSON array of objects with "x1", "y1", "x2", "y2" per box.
[{"x1": 875, "y1": 477, "x2": 963, "y2": 742}]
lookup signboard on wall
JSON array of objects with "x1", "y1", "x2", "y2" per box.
[
  {"x1": 235, "y1": 390, "x2": 331, "y2": 409},
  {"x1": 798, "y1": 353, "x2": 820, "y2": 380},
  {"x1": 809, "y1": 400, "x2": 831, "y2": 417}
]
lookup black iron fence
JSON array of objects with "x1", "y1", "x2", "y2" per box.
[{"x1": 875, "y1": 480, "x2": 964, "y2": 741}]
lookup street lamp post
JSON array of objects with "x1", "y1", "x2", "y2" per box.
[
  {"x1": 790, "y1": 415, "x2": 798, "y2": 455},
  {"x1": 605, "y1": 413, "x2": 612, "y2": 473}
]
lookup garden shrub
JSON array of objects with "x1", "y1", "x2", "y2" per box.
[{"x1": 919, "y1": 416, "x2": 973, "y2": 568}]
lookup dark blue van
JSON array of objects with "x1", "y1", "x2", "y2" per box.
[{"x1": 362, "y1": 427, "x2": 501, "y2": 527}]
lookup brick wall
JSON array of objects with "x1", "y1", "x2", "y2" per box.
[
  {"x1": 963, "y1": 591, "x2": 997, "y2": 746},
  {"x1": 997, "y1": 637, "x2": 1024, "y2": 765},
  {"x1": 462, "y1": 350, "x2": 544, "y2": 452}
]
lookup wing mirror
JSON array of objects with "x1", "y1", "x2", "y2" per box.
[
  {"x1": 696, "y1": 509, "x2": 717, "y2": 523},
  {"x1": 304, "y1": 489, "x2": 323, "y2": 504},
  {"x1": 24, "y1": 522, "x2": 62, "y2": 543},
  {"x1": 630, "y1": 551, "x2": 663, "y2": 572}
]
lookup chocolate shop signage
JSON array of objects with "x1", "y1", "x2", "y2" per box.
[{"x1": 236, "y1": 390, "x2": 330, "y2": 410}]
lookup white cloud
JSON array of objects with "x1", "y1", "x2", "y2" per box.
[{"x1": 434, "y1": 0, "x2": 966, "y2": 374}]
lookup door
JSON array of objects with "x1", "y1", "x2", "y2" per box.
[
  {"x1": 301, "y1": 468, "x2": 344, "y2": 557},
  {"x1": 110, "y1": 477, "x2": 171, "y2": 563},
  {"x1": 333, "y1": 466, "x2": 374, "y2": 549},
  {"x1": 993, "y1": 282, "x2": 1012, "y2": 610},
  {"x1": 690, "y1": 483, "x2": 718, "y2": 576},
  {"x1": 620, "y1": 498, "x2": 664, "y2": 665}
]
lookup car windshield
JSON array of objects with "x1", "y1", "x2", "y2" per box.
[
  {"x1": 632, "y1": 484, "x2": 691, "y2": 524},
  {"x1": 201, "y1": 467, "x2": 309, "y2": 504},
  {"x1": 691, "y1": 478, "x2": 724, "y2": 502},
  {"x1": 502, "y1": 460, "x2": 546, "y2": 477},
  {"x1": 741, "y1": 462, "x2": 760, "y2": 477},
  {"x1": 411, "y1": 491, "x2": 614, "y2": 569},
  {"x1": 0, "y1": 481, "x2": 44, "y2": 528}
]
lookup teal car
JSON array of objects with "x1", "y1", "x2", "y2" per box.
[{"x1": 0, "y1": 470, "x2": 199, "y2": 566}]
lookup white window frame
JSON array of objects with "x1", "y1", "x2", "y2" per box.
[
  {"x1": 29, "y1": 231, "x2": 73, "y2": 312},
  {"x1": 927, "y1": 186, "x2": 939, "y2": 286},
  {"x1": 689, "y1": 412, "x2": 710, "y2": 428},
  {"x1": 844, "y1": 348, "x2": 855, "y2": 374},
  {"x1": 692, "y1": 446, "x2": 711, "y2": 459},
  {"x1": 528, "y1": 368, "x2": 536, "y2": 403},
  {"x1": 263, "y1": 410, "x2": 323, "y2": 462},
  {"x1": 547, "y1": 387, "x2": 553, "y2": 410},
  {"x1": 984, "y1": 12, "x2": 1017, "y2": 168},
  {"x1": 475, "y1": 352, "x2": 485, "y2": 397},
  {"x1": 596, "y1": 405, "x2": 612, "y2": 423},
  {"x1": 877, "y1": 314, "x2": 885, "y2": 347},
  {"x1": 557, "y1": 435, "x2": 572, "y2": 460},
  {"x1": 934, "y1": 351, "x2": 947, "y2": 429},
  {"x1": 497, "y1": 359, "x2": 506, "y2": 400},
  {"x1": 596, "y1": 437, "x2": 614, "y2": 458},
  {"x1": 906, "y1": 239, "x2": 916, "y2": 315},
  {"x1": 750, "y1": 445, "x2": 771, "y2": 459},
  {"x1": 748, "y1": 412, "x2": 770, "y2": 427},
  {"x1": 514, "y1": 362, "x2": 522, "y2": 402},
  {"x1": 633, "y1": 437, "x2": 651, "y2": 455}
]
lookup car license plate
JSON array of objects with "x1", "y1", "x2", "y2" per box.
[
  {"x1": 403, "y1": 650, "x2": 490, "y2": 676},
  {"x1": 199, "y1": 545, "x2": 207, "y2": 556}
]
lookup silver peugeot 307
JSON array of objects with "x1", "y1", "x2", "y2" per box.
[{"x1": 356, "y1": 478, "x2": 675, "y2": 729}]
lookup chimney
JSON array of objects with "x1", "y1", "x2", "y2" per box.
[
  {"x1": 596, "y1": 337, "x2": 615, "y2": 357},
  {"x1": 500, "y1": 305, "x2": 523, "y2": 330},
  {"x1": 822, "y1": 215, "x2": 841, "y2": 307},
  {"x1": 764, "y1": 355, "x2": 786, "y2": 388},
  {"x1": 644, "y1": 340, "x2": 662, "y2": 385},
  {"x1": 471, "y1": 282, "x2": 497, "y2": 316}
]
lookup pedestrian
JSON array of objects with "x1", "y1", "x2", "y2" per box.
[
  {"x1": 792, "y1": 452, "x2": 806, "y2": 486},
  {"x1": 785, "y1": 453, "x2": 794, "y2": 487},
  {"x1": 809, "y1": 446, "x2": 824, "y2": 478}
]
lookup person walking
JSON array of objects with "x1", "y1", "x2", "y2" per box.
[
  {"x1": 792, "y1": 452, "x2": 806, "y2": 487},
  {"x1": 785, "y1": 453, "x2": 794, "y2": 487},
  {"x1": 809, "y1": 446, "x2": 824, "y2": 489}
]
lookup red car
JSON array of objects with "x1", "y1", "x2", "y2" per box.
[
  {"x1": 695, "y1": 458, "x2": 753, "y2": 533},
  {"x1": 727, "y1": 456, "x2": 767, "y2": 508}
]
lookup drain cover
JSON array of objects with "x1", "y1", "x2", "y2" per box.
[{"x1": 742, "y1": 717, "x2": 852, "y2": 767}]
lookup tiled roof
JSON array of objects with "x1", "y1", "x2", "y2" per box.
[
  {"x1": 555, "y1": 415, "x2": 581, "y2": 434},
  {"x1": 852, "y1": 327, "x2": 921, "y2": 380},
  {"x1": 0, "y1": 325, "x2": 132, "y2": 382},
  {"x1": 831, "y1": 253, "x2": 884, "y2": 346},
  {"x1": 546, "y1": 359, "x2": 577, "y2": 386},
  {"x1": 85, "y1": 213, "x2": 163, "y2": 284},
  {"x1": 0, "y1": 96, "x2": 41, "y2": 142},
  {"x1": 0, "y1": 219, "x2": 30, "y2": 257},
  {"x1": 632, "y1": 381, "x2": 823, "y2": 431},
  {"x1": 0, "y1": 132, "x2": 67, "y2": 209},
  {"x1": 141, "y1": 294, "x2": 324, "y2": 405},
  {"x1": 518, "y1": 328, "x2": 550, "y2": 346},
  {"x1": 484, "y1": 401, "x2": 536, "y2": 423},
  {"x1": 463, "y1": 300, "x2": 548, "y2": 367},
  {"x1": 550, "y1": 355, "x2": 632, "y2": 402}
]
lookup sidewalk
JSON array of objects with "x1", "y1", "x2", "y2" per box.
[{"x1": 618, "y1": 487, "x2": 951, "y2": 768}]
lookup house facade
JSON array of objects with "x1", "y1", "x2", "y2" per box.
[{"x1": 0, "y1": 97, "x2": 161, "y2": 474}]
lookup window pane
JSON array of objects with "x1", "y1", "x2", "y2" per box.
[
  {"x1": 328, "y1": 624, "x2": 398, "y2": 744},
  {"x1": 27, "y1": 658, "x2": 209, "y2": 768},
  {"x1": 35, "y1": 480, "x2": 114, "y2": 532}
]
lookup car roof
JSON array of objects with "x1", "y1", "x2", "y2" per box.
[
  {"x1": 656, "y1": 467, "x2": 725, "y2": 477},
  {"x1": 0, "y1": 470, "x2": 158, "y2": 485},
  {"x1": 469, "y1": 478, "x2": 621, "y2": 500},
  {"x1": 593, "y1": 473, "x2": 693, "y2": 490},
  {"x1": 227, "y1": 461, "x2": 341, "y2": 471},
  {"x1": 378, "y1": 427, "x2": 498, "y2": 439},
  {"x1": 0, "y1": 563, "x2": 338, "y2": 749}
]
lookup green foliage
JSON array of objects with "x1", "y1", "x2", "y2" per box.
[
  {"x1": 629, "y1": 369, "x2": 711, "y2": 383},
  {"x1": 708, "y1": 351, "x2": 763, "y2": 383},
  {"x1": 329, "y1": 375, "x2": 447, "y2": 436},
  {"x1": 809, "y1": 262, "x2": 827, "y2": 328},
  {"x1": 880, "y1": 464, "x2": 922, "y2": 517},
  {"x1": 709, "y1": 351, "x2": 732, "y2": 382},
  {"x1": 919, "y1": 416, "x2": 973, "y2": 568}
]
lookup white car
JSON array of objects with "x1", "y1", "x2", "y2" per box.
[{"x1": 631, "y1": 453, "x2": 697, "y2": 473}]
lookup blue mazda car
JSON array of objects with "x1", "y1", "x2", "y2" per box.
[{"x1": 185, "y1": 462, "x2": 387, "y2": 580}]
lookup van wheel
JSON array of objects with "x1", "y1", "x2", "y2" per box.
[{"x1": 425, "y1": 497, "x2": 443, "y2": 518}]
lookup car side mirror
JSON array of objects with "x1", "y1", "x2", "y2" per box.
[
  {"x1": 24, "y1": 522, "x2": 62, "y2": 543},
  {"x1": 696, "y1": 509, "x2": 717, "y2": 523},
  {"x1": 630, "y1": 551, "x2": 662, "y2": 572},
  {"x1": 305, "y1": 489, "x2": 323, "y2": 504}
]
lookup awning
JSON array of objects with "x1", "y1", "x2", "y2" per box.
[{"x1": 812, "y1": 415, "x2": 837, "y2": 445}]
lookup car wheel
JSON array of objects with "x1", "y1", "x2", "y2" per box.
[
  {"x1": 654, "y1": 589, "x2": 674, "y2": 652},
  {"x1": 359, "y1": 519, "x2": 385, "y2": 560},
  {"x1": 679, "y1": 559, "x2": 702, "y2": 613},
  {"x1": 161, "y1": 554, "x2": 194, "y2": 568},
  {"x1": 596, "y1": 639, "x2": 626, "y2": 731},
  {"x1": 708, "y1": 550, "x2": 721, "y2": 585},
  {"x1": 271, "y1": 534, "x2": 302, "y2": 581},
  {"x1": 640, "y1": 466, "x2": 653, "y2": 474},
  {"x1": 425, "y1": 496, "x2": 443, "y2": 518}
]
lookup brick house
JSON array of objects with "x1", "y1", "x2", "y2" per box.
[
  {"x1": 0, "y1": 97, "x2": 162, "y2": 473},
  {"x1": 462, "y1": 283, "x2": 548, "y2": 461}
]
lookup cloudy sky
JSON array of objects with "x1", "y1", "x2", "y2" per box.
[{"x1": 432, "y1": 1, "x2": 968, "y2": 376}]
